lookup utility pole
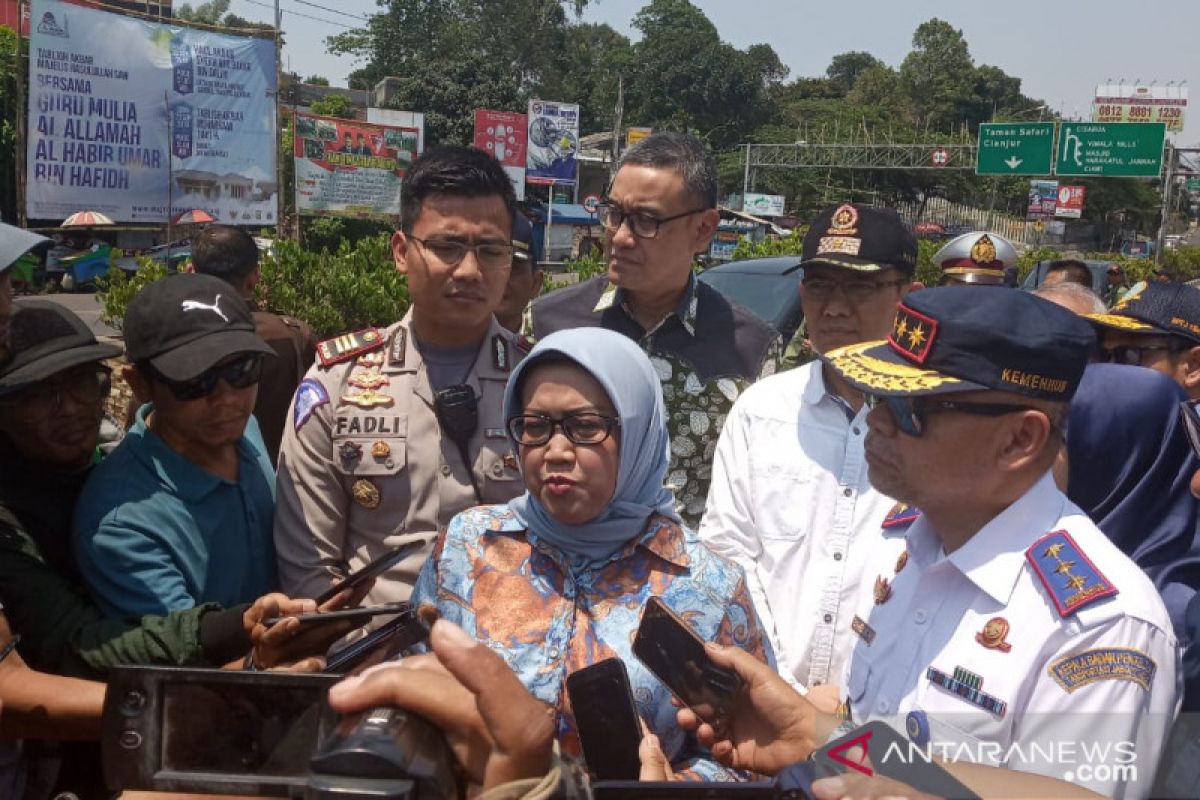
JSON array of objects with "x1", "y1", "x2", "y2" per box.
[
  {"x1": 274, "y1": 0, "x2": 286, "y2": 239},
  {"x1": 1155, "y1": 142, "x2": 1175, "y2": 266},
  {"x1": 609, "y1": 74, "x2": 623, "y2": 178},
  {"x1": 15, "y1": 0, "x2": 27, "y2": 226}
]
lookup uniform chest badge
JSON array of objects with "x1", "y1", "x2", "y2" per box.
[
  {"x1": 357, "y1": 351, "x2": 385, "y2": 368},
  {"x1": 371, "y1": 440, "x2": 391, "y2": 459},
  {"x1": 338, "y1": 441, "x2": 363, "y2": 470},
  {"x1": 926, "y1": 665, "x2": 1007, "y2": 718},
  {"x1": 348, "y1": 367, "x2": 390, "y2": 390},
  {"x1": 975, "y1": 617, "x2": 1012, "y2": 652},
  {"x1": 352, "y1": 478, "x2": 381, "y2": 509},
  {"x1": 873, "y1": 575, "x2": 892, "y2": 605},
  {"x1": 342, "y1": 389, "x2": 395, "y2": 409},
  {"x1": 895, "y1": 551, "x2": 908, "y2": 574},
  {"x1": 503, "y1": 452, "x2": 518, "y2": 471},
  {"x1": 851, "y1": 615, "x2": 876, "y2": 645}
]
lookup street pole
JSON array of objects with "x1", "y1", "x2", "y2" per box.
[
  {"x1": 1155, "y1": 142, "x2": 1175, "y2": 266},
  {"x1": 15, "y1": 0, "x2": 27, "y2": 226},
  {"x1": 165, "y1": 91, "x2": 173, "y2": 261},
  {"x1": 274, "y1": 0, "x2": 285, "y2": 239},
  {"x1": 742, "y1": 143, "x2": 751, "y2": 208},
  {"x1": 609, "y1": 74, "x2": 623, "y2": 178}
]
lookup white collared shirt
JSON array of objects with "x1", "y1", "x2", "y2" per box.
[
  {"x1": 698, "y1": 360, "x2": 903, "y2": 690},
  {"x1": 844, "y1": 472, "x2": 1181, "y2": 799}
]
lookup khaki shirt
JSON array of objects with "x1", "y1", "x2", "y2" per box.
[{"x1": 274, "y1": 312, "x2": 527, "y2": 604}]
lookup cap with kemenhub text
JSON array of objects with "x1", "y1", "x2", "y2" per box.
[
  {"x1": 1085, "y1": 280, "x2": 1200, "y2": 346},
  {"x1": 821, "y1": 285, "x2": 1096, "y2": 400},
  {"x1": 124, "y1": 273, "x2": 273, "y2": 381},
  {"x1": 801, "y1": 203, "x2": 918, "y2": 275}
]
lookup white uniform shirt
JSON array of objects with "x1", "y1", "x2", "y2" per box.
[
  {"x1": 844, "y1": 472, "x2": 1181, "y2": 799},
  {"x1": 699, "y1": 360, "x2": 903, "y2": 690}
]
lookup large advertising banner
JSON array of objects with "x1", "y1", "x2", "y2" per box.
[
  {"x1": 25, "y1": 0, "x2": 276, "y2": 224},
  {"x1": 1092, "y1": 83, "x2": 1187, "y2": 133},
  {"x1": 1027, "y1": 180, "x2": 1058, "y2": 219},
  {"x1": 474, "y1": 109, "x2": 527, "y2": 200},
  {"x1": 1055, "y1": 185, "x2": 1086, "y2": 219},
  {"x1": 293, "y1": 112, "x2": 418, "y2": 219},
  {"x1": 526, "y1": 99, "x2": 578, "y2": 186}
]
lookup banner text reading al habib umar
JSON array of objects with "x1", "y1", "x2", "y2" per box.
[{"x1": 25, "y1": 0, "x2": 277, "y2": 224}]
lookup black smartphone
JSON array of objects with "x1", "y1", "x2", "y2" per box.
[
  {"x1": 316, "y1": 538, "x2": 429, "y2": 605},
  {"x1": 566, "y1": 658, "x2": 643, "y2": 780},
  {"x1": 631, "y1": 596, "x2": 743, "y2": 724},
  {"x1": 322, "y1": 612, "x2": 429, "y2": 675},
  {"x1": 263, "y1": 602, "x2": 411, "y2": 628}
]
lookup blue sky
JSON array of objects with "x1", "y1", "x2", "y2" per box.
[{"x1": 239, "y1": 0, "x2": 1200, "y2": 146}]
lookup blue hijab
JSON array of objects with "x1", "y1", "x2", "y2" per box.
[
  {"x1": 504, "y1": 328, "x2": 679, "y2": 566},
  {"x1": 1067, "y1": 363, "x2": 1200, "y2": 632}
]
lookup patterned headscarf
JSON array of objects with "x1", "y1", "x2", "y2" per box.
[{"x1": 505, "y1": 328, "x2": 678, "y2": 566}]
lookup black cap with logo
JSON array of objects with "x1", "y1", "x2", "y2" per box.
[
  {"x1": 124, "y1": 273, "x2": 273, "y2": 381},
  {"x1": 801, "y1": 203, "x2": 918, "y2": 275},
  {"x1": 1086, "y1": 281, "x2": 1200, "y2": 346},
  {"x1": 822, "y1": 285, "x2": 1095, "y2": 400}
]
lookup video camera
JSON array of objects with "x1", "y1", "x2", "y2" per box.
[{"x1": 102, "y1": 666, "x2": 458, "y2": 799}]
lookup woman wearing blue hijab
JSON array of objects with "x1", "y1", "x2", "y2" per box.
[
  {"x1": 1064, "y1": 363, "x2": 1200, "y2": 633},
  {"x1": 412, "y1": 328, "x2": 771, "y2": 781}
]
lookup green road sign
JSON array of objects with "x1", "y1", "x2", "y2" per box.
[
  {"x1": 1055, "y1": 122, "x2": 1166, "y2": 178},
  {"x1": 1187, "y1": 178, "x2": 1200, "y2": 193},
  {"x1": 976, "y1": 123, "x2": 1056, "y2": 175}
]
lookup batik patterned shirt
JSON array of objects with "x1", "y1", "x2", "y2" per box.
[{"x1": 412, "y1": 504, "x2": 774, "y2": 781}]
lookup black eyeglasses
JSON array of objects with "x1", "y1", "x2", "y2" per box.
[
  {"x1": 1097, "y1": 343, "x2": 1189, "y2": 366},
  {"x1": 801, "y1": 276, "x2": 907, "y2": 304},
  {"x1": 595, "y1": 202, "x2": 707, "y2": 240},
  {"x1": 145, "y1": 354, "x2": 263, "y2": 401},
  {"x1": 409, "y1": 236, "x2": 515, "y2": 271},
  {"x1": 866, "y1": 395, "x2": 1037, "y2": 437},
  {"x1": 507, "y1": 411, "x2": 620, "y2": 446},
  {"x1": 2, "y1": 364, "x2": 111, "y2": 415},
  {"x1": 1181, "y1": 400, "x2": 1200, "y2": 460}
]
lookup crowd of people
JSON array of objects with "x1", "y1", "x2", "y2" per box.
[{"x1": 0, "y1": 133, "x2": 1198, "y2": 799}]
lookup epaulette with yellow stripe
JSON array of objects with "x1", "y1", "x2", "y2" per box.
[{"x1": 316, "y1": 328, "x2": 385, "y2": 367}]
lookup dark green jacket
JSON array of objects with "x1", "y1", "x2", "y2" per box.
[{"x1": 0, "y1": 443, "x2": 249, "y2": 680}]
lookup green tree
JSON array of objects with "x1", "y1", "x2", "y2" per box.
[
  {"x1": 305, "y1": 75, "x2": 331, "y2": 87},
  {"x1": 826, "y1": 51, "x2": 883, "y2": 95},
  {"x1": 176, "y1": 0, "x2": 231, "y2": 25},
  {"x1": 309, "y1": 94, "x2": 356, "y2": 119},
  {"x1": 897, "y1": 18, "x2": 976, "y2": 131},
  {"x1": 0, "y1": 26, "x2": 21, "y2": 222}
]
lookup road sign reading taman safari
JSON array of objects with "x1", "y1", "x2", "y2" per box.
[
  {"x1": 976, "y1": 123, "x2": 1055, "y2": 176},
  {"x1": 1055, "y1": 122, "x2": 1166, "y2": 178}
]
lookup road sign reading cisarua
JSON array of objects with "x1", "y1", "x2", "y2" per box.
[
  {"x1": 1055, "y1": 122, "x2": 1166, "y2": 178},
  {"x1": 976, "y1": 123, "x2": 1055, "y2": 176}
]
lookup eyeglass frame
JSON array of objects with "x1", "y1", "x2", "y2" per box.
[
  {"x1": 140, "y1": 353, "x2": 264, "y2": 402},
  {"x1": 800, "y1": 275, "x2": 908, "y2": 304},
  {"x1": 506, "y1": 411, "x2": 621, "y2": 447},
  {"x1": 1180, "y1": 399, "x2": 1200, "y2": 461},
  {"x1": 1097, "y1": 342, "x2": 1190, "y2": 366},
  {"x1": 866, "y1": 394, "x2": 1039, "y2": 437},
  {"x1": 594, "y1": 201, "x2": 709, "y2": 240},
  {"x1": 407, "y1": 235, "x2": 516, "y2": 271},
  {"x1": 0, "y1": 363, "x2": 112, "y2": 415}
]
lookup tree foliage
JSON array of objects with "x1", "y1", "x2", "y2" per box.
[{"x1": 309, "y1": 94, "x2": 356, "y2": 119}]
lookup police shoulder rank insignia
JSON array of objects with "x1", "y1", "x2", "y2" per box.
[
  {"x1": 317, "y1": 328, "x2": 384, "y2": 368},
  {"x1": 882, "y1": 503, "x2": 920, "y2": 529},
  {"x1": 515, "y1": 334, "x2": 536, "y2": 353},
  {"x1": 1048, "y1": 648, "x2": 1156, "y2": 693},
  {"x1": 888, "y1": 304, "x2": 938, "y2": 364},
  {"x1": 388, "y1": 327, "x2": 407, "y2": 368},
  {"x1": 1027, "y1": 530, "x2": 1117, "y2": 617},
  {"x1": 926, "y1": 665, "x2": 1007, "y2": 717},
  {"x1": 293, "y1": 379, "x2": 329, "y2": 431},
  {"x1": 492, "y1": 334, "x2": 510, "y2": 372}
]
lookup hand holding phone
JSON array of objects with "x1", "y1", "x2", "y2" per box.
[
  {"x1": 263, "y1": 602, "x2": 411, "y2": 629},
  {"x1": 632, "y1": 596, "x2": 743, "y2": 727},
  {"x1": 316, "y1": 538, "x2": 429, "y2": 605},
  {"x1": 566, "y1": 658, "x2": 642, "y2": 780}
]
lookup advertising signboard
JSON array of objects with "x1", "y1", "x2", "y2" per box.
[
  {"x1": 25, "y1": 0, "x2": 276, "y2": 223},
  {"x1": 743, "y1": 193, "x2": 786, "y2": 217},
  {"x1": 526, "y1": 99, "x2": 579, "y2": 185},
  {"x1": 1055, "y1": 185, "x2": 1086, "y2": 219},
  {"x1": 1092, "y1": 83, "x2": 1187, "y2": 132},
  {"x1": 1027, "y1": 180, "x2": 1058, "y2": 219},
  {"x1": 293, "y1": 112, "x2": 417, "y2": 218},
  {"x1": 474, "y1": 109, "x2": 527, "y2": 200}
]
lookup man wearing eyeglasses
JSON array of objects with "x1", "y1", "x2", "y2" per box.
[
  {"x1": 817, "y1": 287, "x2": 1178, "y2": 799},
  {"x1": 531, "y1": 132, "x2": 781, "y2": 527},
  {"x1": 73, "y1": 273, "x2": 279, "y2": 618},
  {"x1": 699, "y1": 203, "x2": 920, "y2": 696},
  {"x1": 274, "y1": 146, "x2": 527, "y2": 606},
  {"x1": 1085, "y1": 280, "x2": 1200, "y2": 399}
]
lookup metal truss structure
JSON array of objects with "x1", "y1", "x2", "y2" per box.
[{"x1": 744, "y1": 143, "x2": 980, "y2": 172}]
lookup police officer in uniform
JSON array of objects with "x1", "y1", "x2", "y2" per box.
[
  {"x1": 274, "y1": 147, "x2": 528, "y2": 605},
  {"x1": 932, "y1": 231, "x2": 1018, "y2": 286}
]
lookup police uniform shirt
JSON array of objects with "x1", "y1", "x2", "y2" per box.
[
  {"x1": 843, "y1": 472, "x2": 1180, "y2": 799},
  {"x1": 273, "y1": 311, "x2": 526, "y2": 605},
  {"x1": 253, "y1": 310, "x2": 317, "y2": 464}
]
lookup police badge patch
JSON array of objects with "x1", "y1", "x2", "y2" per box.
[{"x1": 293, "y1": 379, "x2": 329, "y2": 431}]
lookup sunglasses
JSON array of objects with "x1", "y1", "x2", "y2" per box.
[
  {"x1": 145, "y1": 354, "x2": 264, "y2": 401},
  {"x1": 1097, "y1": 343, "x2": 1188, "y2": 366},
  {"x1": 866, "y1": 395, "x2": 1037, "y2": 437}
]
